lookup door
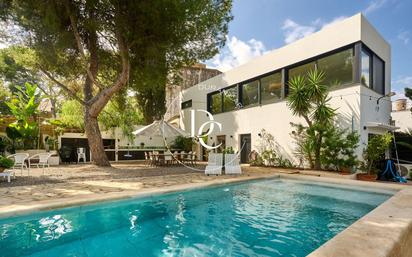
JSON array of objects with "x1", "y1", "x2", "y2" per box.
[{"x1": 240, "y1": 134, "x2": 251, "y2": 163}]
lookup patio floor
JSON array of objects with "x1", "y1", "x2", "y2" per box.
[{"x1": 0, "y1": 162, "x2": 289, "y2": 217}]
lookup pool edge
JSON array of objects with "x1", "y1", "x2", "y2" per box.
[{"x1": 1, "y1": 173, "x2": 411, "y2": 257}]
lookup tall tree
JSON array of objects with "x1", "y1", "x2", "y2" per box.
[
  {"x1": 1, "y1": 0, "x2": 232, "y2": 166},
  {"x1": 287, "y1": 69, "x2": 336, "y2": 170}
]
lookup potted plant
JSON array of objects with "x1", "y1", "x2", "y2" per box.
[
  {"x1": 357, "y1": 133, "x2": 393, "y2": 181},
  {"x1": 140, "y1": 142, "x2": 145, "y2": 149},
  {"x1": 0, "y1": 156, "x2": 14, "y2": 173}
]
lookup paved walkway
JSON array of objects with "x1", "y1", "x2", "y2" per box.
[{"x1": 0, "y1": 163, "x2": 288, "y2": 217}]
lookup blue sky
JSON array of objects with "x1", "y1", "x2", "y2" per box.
[{"x1": 206, "y1": 0, "x2": 412, "y2": 98}]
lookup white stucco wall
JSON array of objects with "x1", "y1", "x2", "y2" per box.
[
  {"x1": 179, "y1": 13, "x2": 391, "y2": 165},
  {"x1": 392, "y1": 111, "x2": 412, "y2": 132}
]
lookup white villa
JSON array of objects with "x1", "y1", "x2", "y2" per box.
[{"x1": 180, "y1": 13, "x2": 394, "y2": 164}]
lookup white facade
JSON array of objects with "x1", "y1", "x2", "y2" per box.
[{"x1": 180, "y1": 13, "x2": 392, "y2": 164}]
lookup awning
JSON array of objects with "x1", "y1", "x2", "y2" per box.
[{"x1": 365, "y1": 122, "x2": 400, "y2": 132}]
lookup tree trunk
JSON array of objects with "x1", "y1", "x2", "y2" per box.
[
  {"x1": 314, "y1": 134, "x2": 323, "y2": 170},
  {"x1": 84, "y1": 110, "x2": 110, "y2": 166}
]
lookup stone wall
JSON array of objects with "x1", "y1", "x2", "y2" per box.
[{"x1": 164, "y1": 64, "x2": 221, "y2": 122}]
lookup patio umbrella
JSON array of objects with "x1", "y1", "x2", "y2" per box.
[{"x1": 132, "y1": 120, "x2": 190, "y2": 139}]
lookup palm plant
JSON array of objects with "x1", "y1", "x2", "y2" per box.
[{"x1": 287, "y1": 69, "x2": 336, "y2": 170}]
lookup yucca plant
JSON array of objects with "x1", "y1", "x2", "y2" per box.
[{"x1": 287, "y1": 69, "x2": 336, "y2": 170}]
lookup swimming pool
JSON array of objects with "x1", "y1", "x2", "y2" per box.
[{"x1": 0, "y1": 179, "x2": 393, "y2": 257}]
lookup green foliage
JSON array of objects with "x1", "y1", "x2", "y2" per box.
[
  {"x1": 222, "y1": 147, "x2": 235, "y2": 154},
  {"x1": 321, "y1": 127, "x2": 359, "y2": 171},
  {"x1": 2, "y1": 0, "x2": 233, "y2": 123},
  {"x1": 172, "y1": 136, "x2": 193, "y2": 152},
  {"x1": 287, "y1": 69, "x2": 336, "y2": 169},
  {"x1": 0, "y1": 46, "x2": 39, "y2": 88},
  {"x1": 57, "y1": 97, "x2": 144, "y2": 140},
  {"x1": 276, "y1": 155, "x2": 294, "y2": 168},
  {"x1": 363, "y1": 133, "x2": 393, "y2": 174},
  {"x1": 0, "y1": 83, "x2": 11, "y2": 115},
  {"x1": 255, "y1": 129, "x2": 295, "y2": 168},
  {"x1": 261, "y1": 149, "x2": 277, "y2": 166},
  {"x1": 57, "y1": 100, "x2": 84, "y2": 130},
  {"x1": 5, "y1": 82, "x2": 41, "y2": 149},
  {"x1": 405, "y1": 88, "x2": 412, "y2": 102},
  {"x1": 0, "y1": 156, "x2": 14, "y2": 169},
  {"x1": 98, "y1": 95, "x2": 144, "y2": 141}
]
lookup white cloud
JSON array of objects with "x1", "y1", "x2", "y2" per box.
[
  {"x1": 321, "y1": 16, "x2": 348, "y2": 29},
  {"x1": 397, "y1": 31, "x2": 410, "y2": 45},
  {"x1": 281, "y1": 19, "x2": 316, "y2": 44},
  {"x1": 394, "y1": 76, "x2": 412, "y2": 87},
  {"x1": 281, "y1": 16, "x2": 348, "y2": 44},
  {"x1": 363, "y1": 0, "x2": 388, "y2": 15},
  {"x1": 209, "y1": 36, "x2": 267, "y2": 71},
  {"x1": 391, "y1": 76, "x2": 412, "y2": 101}
]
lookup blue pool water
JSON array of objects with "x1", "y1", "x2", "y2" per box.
[{"x1": 0, "y1": 179, "x2": 393, "y2": 257}]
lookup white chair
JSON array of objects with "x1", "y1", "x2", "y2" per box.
[
  {"x1": 148, "y1": 152, "x2": 155, "y2": 166},
  {"x1": 173, "y1": 151, "x2": 179, "y2": 165},
  {"x1": 152, "y1": 151, "x2": 160, "y2": 166},
  {"x1": 77, "y1": 148, "x2": 86, "y2": 163},
  {"x1": 7, "y1": 153, "x2": 30, "y2": 176},
  {"x1": 205, "y1": 153, "x2": 223, "y2": 175},
  {"x1": 180, "y1": 151, "x2": 186, "y2": 162},
  {"x1": 224, "y1": 154, "x2": 242, "y2": 174},
  {"x1": 186, "y1": 151, "x2": 197, "y2": 166},
  {"x1": 29, "y1": 153, "x2": 53, "y2": 175},
  {"x1": 164, "y1": 151, "x2": 173, "y2": 166},
  {"x1": 184, "y1": 151, "x2": 192, "y2": 165}
]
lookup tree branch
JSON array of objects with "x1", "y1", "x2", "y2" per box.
[
  {"x1": 64, "y1": 0, "x2": 104, "y2": 91},
  {"x1": 87, "y1": 7, "x2": 130, "y2": 117},
  {"x1": 39, "y1": 67, "x2": 86, "y2": 105}
]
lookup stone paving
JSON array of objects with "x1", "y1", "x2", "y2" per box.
[{"x1": 0, "y1": 162, "x2": 287, "y2": 217}]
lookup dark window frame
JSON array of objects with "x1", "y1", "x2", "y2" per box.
[
  {"x1": 361, "y1": 43, "x2": 386, "y2": 95},
  {"x1": 222, "y1": 85, "x2": 239, "y2": 112},
  {"x1": 207, "y1": 90, "x2": 223, "y2": 114},
  {"x1": 286, "y1": 45, "x2": 355, "y2": 89},
  {"x1": 240, "y1": 78, "x2": 260, "y2": 107},
  {"x1": 259, "y1": 71, "x2": 283, "y2": 104},
  {"x1": 205, "y1": 41, "x2": 386, "y2": 115},
  {"x1": 181, "y1": 99, "x2": 192, "y2": 109}
]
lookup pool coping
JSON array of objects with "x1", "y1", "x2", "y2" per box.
[{"x1": 1, "y1": 173, "x2": 411, "y2": 257}]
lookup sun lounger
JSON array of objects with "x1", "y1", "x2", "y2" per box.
[
  {"x1": 205, "y1": 153, "x2": 223, "y2": 175},
  {"x1": 224, "y1": 154, "x2": 242, "y2": 174}
]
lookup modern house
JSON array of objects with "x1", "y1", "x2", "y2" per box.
[{"x1": 180, "y1": 13, "x2": 394, "y2": 165}]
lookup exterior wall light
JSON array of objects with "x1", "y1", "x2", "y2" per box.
[
  {"x1": 377, "y1": 92, "x2": 396, "y2": 105},
  {"x1": 376, "y1": 92, "x2": 396, "y2": 111}
]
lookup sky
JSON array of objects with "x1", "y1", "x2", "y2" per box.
[{"x1": 205, "y1": 0, "x2": 412, "y2": 100}]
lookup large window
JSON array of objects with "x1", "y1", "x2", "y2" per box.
[
  {"x1": 209, "y1": 92, "x2": 222, "y2": 114},
  {"x1": 288, "y1": 61, "x2": 316, "y2": 80},
  {"x1": 223, "y1": 86, "x2": 238, "y2": 112},
  {"x1": 361, "y1": 49, "x2": 371, "y2": 88},
  {"x1": 241, "y1": 80, "x2": 259, "y2": 107},
  {"x1": 317, "y1": 48, "x2": 353, "y2": 87},
  {"x1": 181, "y1": 100, "x2": 192, "y2": 109},
  {"x1": 260, "y1": 72, "x2": 282, "y2": 104},
  {"x1": 373, "y1": 55, "x2": 385, "y2": 94}
]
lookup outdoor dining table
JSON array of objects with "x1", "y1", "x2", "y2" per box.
[{"x1": 151, "y1": 152, "x2": 194, "y2": 166}]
